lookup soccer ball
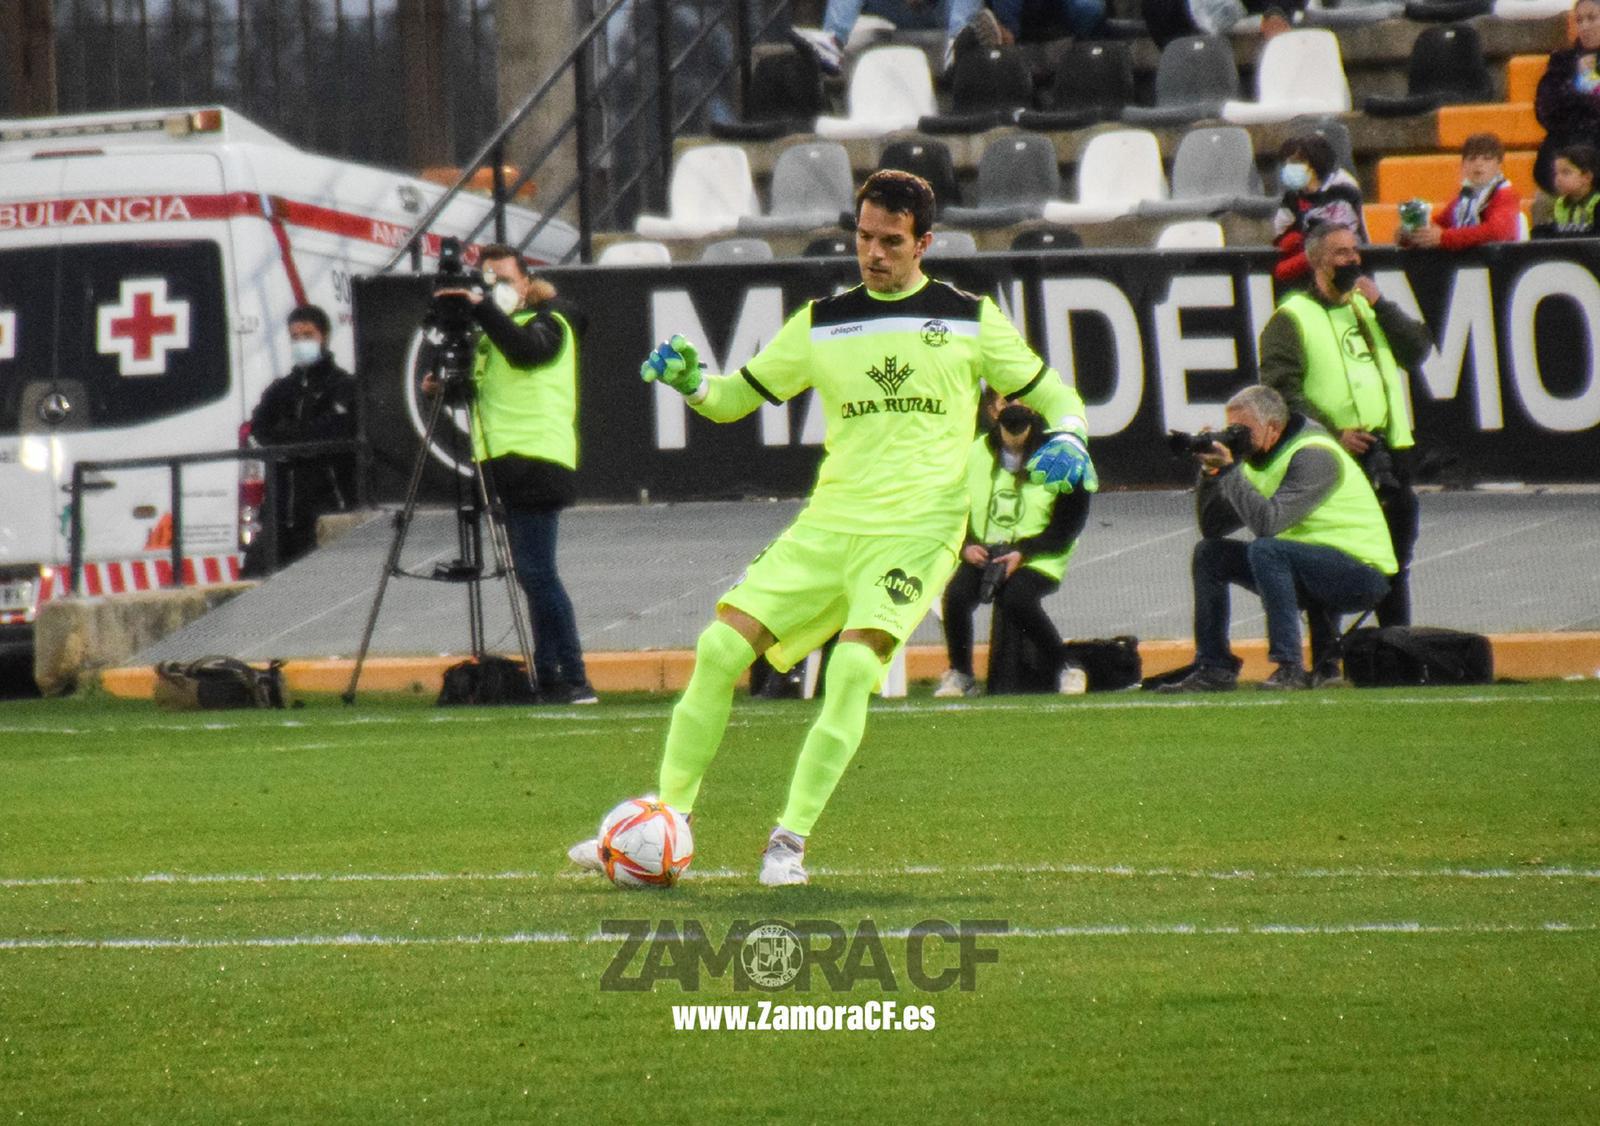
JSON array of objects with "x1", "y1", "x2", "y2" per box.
[{"x1": 598, "y1": 797, "x2": 694, "y2": 889}]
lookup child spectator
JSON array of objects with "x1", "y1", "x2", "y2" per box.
[
  {"x1": 1399, "y1": 132, "x2": 1522, "y2": 250},
  {"x1": 1271, "y1": 133, "x2": 1367, "y2": 284},
  {"x1": 1532, "y1": 142, "x2": 1600, "y2": 238}
]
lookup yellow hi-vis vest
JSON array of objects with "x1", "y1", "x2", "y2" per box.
[
  {"x1": 1240, "y1": 427, "x2": 1398, "y2": 575},
  {"x1": 1277, "y1": 291, "x2": 1414, "y2": 450},
  {"x1": 965, "y1": 436, "x2": 1074, "y2": 582},
  {"x1": 470, "y1": 308, "x2": 578, "y2": 469}
]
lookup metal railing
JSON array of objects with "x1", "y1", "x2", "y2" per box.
[{"x1": 67, "y1": 440, "x2": 363, "y2": 597}]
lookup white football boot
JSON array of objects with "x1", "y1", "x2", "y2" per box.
[
  {"x1": 566, "y1": 838, "x2": 604, "y2": 873},
  {"x1": 758, "y1": 828, "x2": 809, "y2": 887}
]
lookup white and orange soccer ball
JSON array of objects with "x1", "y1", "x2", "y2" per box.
[{"x1": 598, "y1": 797, "x2": 694, "y2": 889}]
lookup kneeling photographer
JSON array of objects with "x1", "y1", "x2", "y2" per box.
[
  {"x1": 1160, "y1": 385, "x2": 1396, "y2": 694},
  {"x1": 431, "y1": 243, "x2": 596, "y2": 705},
  {"x1": 935, "y1": 399, "x2": 1092, "y2": 698}
]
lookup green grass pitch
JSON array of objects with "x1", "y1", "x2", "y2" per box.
[{"x1": 2, "y1": 684, "x2": 1598, "y2": 1124}]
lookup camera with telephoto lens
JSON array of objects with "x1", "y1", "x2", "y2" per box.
[
  {"x1": 422, "y1": 236, "x2": 485, "y2": 403},
  {"x1": 1167, "y1": 423, "x2": 1253, "y2": 460},
  {"x1": 977, "y1": 544, "x2": 1013, "y2": 605},
  {"x1": 1360, "y1": 435, "x2": 1400, "y2": 495}
]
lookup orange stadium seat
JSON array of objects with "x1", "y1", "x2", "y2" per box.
[
  {"x1": 1376, "y1": 149, "x2": 1539, "y2": 203},
  {"x1": 1362, "y1": 200, "x2": 1533, "y2": 244},
  {"x1": 1436, "y1": 102, "x2": 1544, "y2": 148},
  {"x1": 1505, "y1": 54, "x2": 1549, "y2": 104}
]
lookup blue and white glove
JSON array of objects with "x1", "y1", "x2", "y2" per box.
[
  {"x1": 1027, "y1": 429, "x2": 1098, "y2": 494},
  {"x1": 640, "y1": 334, "x2": 703, "y2": 397}
]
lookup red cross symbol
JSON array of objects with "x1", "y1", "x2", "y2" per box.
[{"x1": 97, "y1": 278, "x2": 191, "y2": 377}]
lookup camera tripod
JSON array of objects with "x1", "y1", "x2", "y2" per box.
[{"x1": 341, "y1": 373, "x2": 537, "y2": 704}]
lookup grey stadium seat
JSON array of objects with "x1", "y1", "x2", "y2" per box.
[
  {"x1": 1123, "y1": 35, "x2": 1239, "y2": 127},
  {"x1": 1137, "y1": 126, "x2": 1278, "y2": 219},
  {"x1": 942, "y1": 133, "x2": 1062, "y2": 228},
  {"x1": 699, "y1": 237, "x2": 775, "y2": 263},
  {"x1": 738, "y1": 141, "x2": 855, "y2": 234},
  {"x1": 926, "y1": 229, "x2": 979, "y2": 257}
]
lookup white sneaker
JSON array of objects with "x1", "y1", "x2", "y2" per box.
[
  {"x1": 759, "y1": 829, "x2": 809, "y2": 887},
  {"x1": 1058, "y1": 663, "x2": 1088, "y2": 696},
  {"x1": 787, "y1": 26, "x2": 843, "y2": 75},
  {"x1": 933, "y1": 669, "x2": 979, "y2": 698},
  {"x1": 566, "y1": 838, "x2": 604, "y2": 873}
]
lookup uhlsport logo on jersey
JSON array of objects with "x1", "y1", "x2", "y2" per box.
[
  {"x1": 876, "y1": 568, "x2": 924, "y2": 606},
  {"x1": 600, "y1": 917, "x2": 1006, "y2": 992}
]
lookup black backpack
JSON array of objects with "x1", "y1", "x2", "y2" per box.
[
  {"x1": 1342, "y1": 627, "x2": 1493, "y2": 686},
  {"x1": 437, "y1": 656, "x2": 540, "y2": 706},
  {"x1": 153, "y1": 656, "x2": 286, "y2": 710}
]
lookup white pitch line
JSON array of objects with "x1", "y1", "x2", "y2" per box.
[
  {"x1": 7, "y1": 862, "x2": 1599, "y2": 890},
  {"x1": 1, "y1": 919, "x2": 1594, "y2": 952}
]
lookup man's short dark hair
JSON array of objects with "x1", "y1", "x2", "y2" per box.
[
  {"x1": 480, "y1": 243, "x2": 530, "y2": 276},
  {"x1": 288, "y1": 304, "x2": 330, "y2": 337},
  {"x1": 1277, "y1": 134, "x2": 1338, "y2": 181},
  {"x1": 855, "y1": 170, "x2": 937, "y2": 239},
  {"x1": 1462, "y1": 132, "x2": 1505, "y2": 161}
]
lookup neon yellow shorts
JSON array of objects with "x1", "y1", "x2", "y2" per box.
[{"x1": 720, "y1": 522, "x2": 957, "y2": 673}]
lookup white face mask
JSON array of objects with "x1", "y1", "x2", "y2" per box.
[
  {"x1": 492, "y1": 281, "x2": 521, "y2": 315},
  {"x1": 1280, "y1": 161, "x2": 1312, "y2": 192},
  {"x1": 290, "y1": 339, "x2": 323, "y2": 367}
]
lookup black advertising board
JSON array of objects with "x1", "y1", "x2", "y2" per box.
[{"x1": 355, "y1": 240, "x2": 1600, "y2": 503}]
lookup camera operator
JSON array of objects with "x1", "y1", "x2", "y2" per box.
[
  {"x1": 935, "y1": 399, "x2": 1092, "y2": 697},
  {"x1": 1257, "y1": 223, "x2": 1432, "y2": 647},
  {"x1": 1159, "y1": 385, "x2": 1396, "y2": 693},
  {"x1": 430, "y1": 244, "x2": 596, "y2": 705}
]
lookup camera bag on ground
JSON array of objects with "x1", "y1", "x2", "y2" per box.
[
  {"x1": 437, "y1": 656, "x2": 540, "y2": 706},
  {"x1": 153, "y1": 656, "x2": 286, "y2": 711},
  {"x1": 988, "y1": 609, "x2": 1142, "y2": 694},
  {"x1": 1341, "y1": 626, "x2": 1493, "y2": 686},
  {"x1": 1060, "y1": 636, "x2": 1143, "y2": 691}
]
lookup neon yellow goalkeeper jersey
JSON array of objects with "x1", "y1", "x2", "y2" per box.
[{"x1": 732, "y1": 277, "x2": 1080, "y2": 551}]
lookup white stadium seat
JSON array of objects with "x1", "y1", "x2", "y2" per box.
[{"x1": 633, "y1": 144, "x2": 759, "y2": 240}]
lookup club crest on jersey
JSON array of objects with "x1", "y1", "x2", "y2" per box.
[
  {"x1": 921, "y1": 319, "x2": 950, "y2": 347},
  {"x1": 866, "y1": 355, "x2": 912, "y2": 396},
  {"x1": 876, "y1": 568, "x2": 924, "y2": 606}
]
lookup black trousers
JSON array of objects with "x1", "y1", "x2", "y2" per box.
[
  {"x1": 942, "y1": 562, "x2": 1063, "y2": 678},
  {"x1": 1374, "y1": 456, "x2": 1419, "y2": 627}
]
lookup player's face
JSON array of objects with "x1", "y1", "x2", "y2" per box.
[{"x1": 855, "y1": 201, "x2": 930, "y2": 294}]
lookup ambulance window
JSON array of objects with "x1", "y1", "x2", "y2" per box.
[{"x1": 0, "y1": 240, "x2": 228, "y2": 436}]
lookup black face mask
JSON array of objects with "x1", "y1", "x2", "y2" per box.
[{"x1": 1330, "y1": 262, "x2": 1363, "y2": 294}]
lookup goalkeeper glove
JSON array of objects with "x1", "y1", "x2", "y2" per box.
[
  {"x1": 1027, "y1": 430, "x2": 1098, "y2": 494},
  {"x1": 640, "y1": 334, "x2": 703, "y2": 396}
]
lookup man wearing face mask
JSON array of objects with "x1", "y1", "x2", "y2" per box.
[
  {"x1": 437, "y1": 243, "x2": 596, "y2": 705},
  {"x1": 246, "y1": 304, "x2": 359, "y2": 570},
  {"x1": 1158, "y1": 385, "x2": 1396, "y2": 693},
  {"x1": 1256, "y1": 224, "x2": 1433, "y2": 671}
]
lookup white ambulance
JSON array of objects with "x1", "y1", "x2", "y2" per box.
[{"x1": 0, "y1": 105, "x2": 575, "y2": 666}]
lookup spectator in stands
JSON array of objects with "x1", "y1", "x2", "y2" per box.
[
  {"x1": 1157, "y1": 385, "x2": 1396, "y2": 693},
  {"x1": 1258, "y1": 224, "x2": 1431, "y2": 641},
  {"x1": 1271, "y1": 133, "x2": 1367, "y2": 285},
  {"x1": 935, "y1": 397, "x2": 1093, "y2": 698},
  {"x1": 790, "y1": 0, "x2": 989, "y2": 75},
  {"x1": 1143, "y1": 0, "x2": 1300, "y2": 49},
  {"x1": 245, "y1": 305, "x2": 358, "y2": 572},
  {"x1": 1532, "y1": 142, "x2": 1600, "y2": 237},
  {"x1": 1398, "y1": 133, "x2": 1522, "y2": 250},
  {"x1": 1259, "y1": 5, "x2": 1292, "y2": 40},
  {"x1": 1534, "y1": 0, "x2": 1600, "y2": 195}
]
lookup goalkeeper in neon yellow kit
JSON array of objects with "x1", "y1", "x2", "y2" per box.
[{"x1": 570, "y1": 170, "x2": 1096, "y2": 886}]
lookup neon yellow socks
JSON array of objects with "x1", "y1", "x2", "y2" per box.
[
  {"x1": 778, "y1": 640, "x2": 881, "y2": 837},
  {"x1": 657, "y1": 619, "x2": 756, "y2": 812}
]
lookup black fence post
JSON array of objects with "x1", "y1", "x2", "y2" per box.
[
  {"x1": 653, "y1": 0, "x2": 674, "y2": 213},
  {"x1": 169, "y1": 461, "x2": 184, "y2": 587},
  {"x1": 574, "y1": 41, "x2": 594, "y2": 262},
  {"x1": 68, "y1": 465, "x2": 85, "y2": 597}
]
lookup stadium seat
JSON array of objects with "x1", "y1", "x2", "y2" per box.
[
  {"x1": 1437, "y1": 102, "x2": 1544, "y2": 148},
  {"x1": 709, "y1": 48, "x2": 826, "y2": 142},
  {"x1": 1155, "y1": 219, "x2": 1226, "y2": 248},
  {"x1": 1363, "y1": 24, "x2": 1494, "y2": 117},
  {"x1": 919, "y1": 46, "x2": 1034, "y2": 134},
  {"x1": 1493, "y1": 0, "x2": 1573, "y2": 16},
  {"x1": 596, "y1": 240, "x2": 673, "y2": 265},
  {"x1": 738, "y1": 141, "x2": 854, "y2": 234},
  {"x1": 1506, "y1": 55, "x2": 1549, "y2": 104},
  {"x1": 1403, "y1": 0, "x2": 1494, "y2": 19},
  {"x1": 1010, "y1": 226, "x2": 1084, "y2": 252},
  {"x1": 1221, "y1": 29, "x2": 1351, "y2": 125},
  {"x1": 1288, "y1": 115, "x2": 1355, "y2": 178},
  {"x1": 1137, "y1": 126, "x2": 1277, "y2": 219},
  {"x1": 1017, "y1": 41, "x2": 1135, "y2": 132},
  {"x1": 802, "y1": 234, "x2": 855, "y2": 257},
  {"x1": 942, "y1": 134, "x2": 1063, "y2": 228},
  {"x1": 1301, "y1": 0, "x2": 1404, "y2": 28},
  {"x1": 878, "y1": 138, "x2": 962, "y2": 216},
  {"x1": 1376, "y1": 150, "x2": 1539, "y2": 204},
  {"x1": 1123, "y1": 36, "x2": 1239, "y2": 127},
  {"x1": 814, "y1": 46, "x2": 937, "y2": 140},
  {"x1": 926, "y1": 229, "x2": 980, "y2": 257},
  {"x1": 633, "y1": 144, "x2": 759, "y2": 239},
  {"x1": 699, "y1": 237, "x2": 775, "y2": 262},
  {"x1": 1041, "y1": 128, "x2": 1168, "y2": 224}
]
